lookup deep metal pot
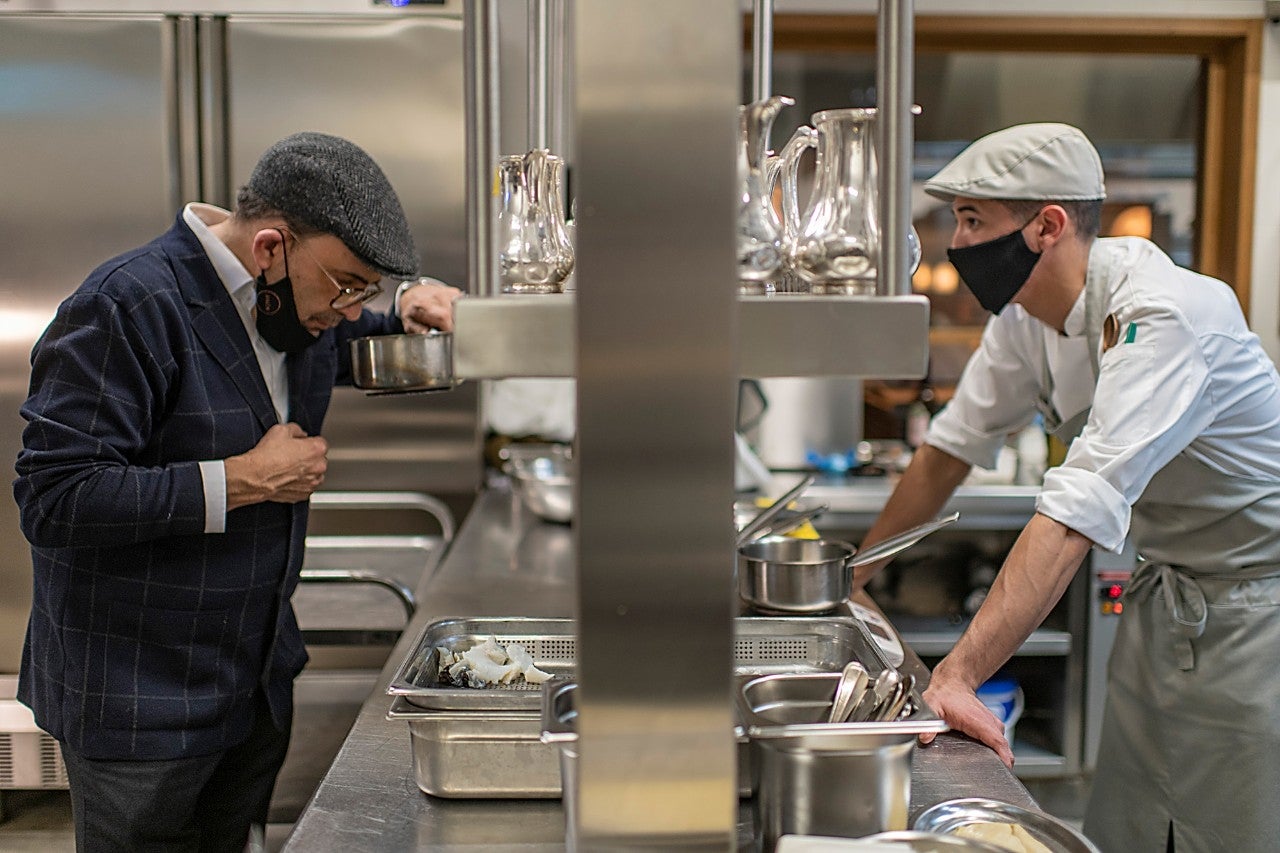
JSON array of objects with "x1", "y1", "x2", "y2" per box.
[
  {"x1": 737, "y1": 513, "x2": 958, "y2": 613},
  {"x1": 349, "y1": 331, "x2": 456, "y2": 393}
]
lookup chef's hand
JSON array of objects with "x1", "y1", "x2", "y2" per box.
[
  {"x1": 225, "y1": 423, "x2": 329, "y2": 509},
  {"x1": 919, "y1": 665, "x2": 1014, "y2": 769},
  {"x1": 399, "y1": 278, "x2": 462, "y2": 333}
]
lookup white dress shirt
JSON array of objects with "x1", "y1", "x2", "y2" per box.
[
  {"x1": 184, "y1": 203, "x2": 288, "y2": 533},
  {"x1": 927, "y1": 237, "x2": 1280, "y2": 552}
]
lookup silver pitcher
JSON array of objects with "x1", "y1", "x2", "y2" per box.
[
  {"x1": 497, "y1": 148, "x2": 575, "y2": 294},
  {"x1": 737, "y1": 95, "x2": 794, "y2": 294},
  {"x1": 780, "y1": 108, "x2": 921, "y2": 295}
]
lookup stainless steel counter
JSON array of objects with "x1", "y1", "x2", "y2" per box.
[{"x1": 284, "y1": 483, "x2": 1037, "y2": 851}]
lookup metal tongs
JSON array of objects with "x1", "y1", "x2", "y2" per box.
[{"x1": 734, "y1": 474, "x2": 817, "y2": 547}]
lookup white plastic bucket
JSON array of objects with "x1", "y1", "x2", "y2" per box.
[{"x1": 976, "y1": 675, "x2": 1024, "y2": 744}]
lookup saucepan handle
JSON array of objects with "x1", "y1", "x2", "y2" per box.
[{"x1": 844, "y1": 511, "x2": 960, "y2": 570}]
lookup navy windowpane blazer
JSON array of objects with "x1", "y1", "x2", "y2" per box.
[{"x1": 13, "y1": 215, "x2": 398, "y2": 760}]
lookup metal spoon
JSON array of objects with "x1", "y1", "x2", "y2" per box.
[
  {"x1": 875, "y1": 673, "x2": 916, "y2": 722},
  {"x1": 826, "y1": 661, "x2": 868, "y2": 724},
  {"x1": 851, "y1": 667, "x2": 903, "y2": 723}
]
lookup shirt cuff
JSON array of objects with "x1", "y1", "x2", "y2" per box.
[
  {"x1": 925, "y1": 410, "x2": 1007, "y2": 471},
  {"x1": 198, "y1": 460, "x2": 227, "y2": 534},
  {"x1": 1036, "y1": 465, "x2": 1131, "y2": 553},
  {"x1": 393, "y1": 276, "x2": 449, "y2": 318}
]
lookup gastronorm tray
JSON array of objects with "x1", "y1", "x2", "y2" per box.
[
  {"x1": 386, "y1": 697, "x2": 557, "y2": 798},
  {"x1": 389, "y1": 615, "x2": 886, "y2": 711}
]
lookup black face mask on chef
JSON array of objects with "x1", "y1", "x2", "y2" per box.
[
  {"x1": 255, "y1": 230, "x2": 321, "y2": 354},
  {"x1": 946, "y1": 213, "x2": 1043, "y2": 314}
]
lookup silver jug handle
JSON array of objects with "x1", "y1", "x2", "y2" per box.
[{"x1": 778, "y1": 125, "x2": 817, "y2": 240}]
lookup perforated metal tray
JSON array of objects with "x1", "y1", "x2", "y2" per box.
[{"x1": 389, "y1": 616, "x2": 880, "y2": 711}]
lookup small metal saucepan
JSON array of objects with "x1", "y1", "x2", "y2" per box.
[
  {"x1": 349, "y1": 331, "x2": 458, "y2": 394},
  {"x1": 737, "y1": 513, "x2": 959, "y2": 614}
]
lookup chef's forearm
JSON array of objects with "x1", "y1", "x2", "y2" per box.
[
  {"x1": 854, "y1": 443, "x2": 972, "y2": 587},
  {"x1": 934, "y1": 512, "x2": 1092, "y2": 690}
]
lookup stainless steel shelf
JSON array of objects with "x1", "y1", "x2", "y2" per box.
[
  {"x1": 452, "y1": 293, "x2": 931, "y2": 380},
  {"x1": 903, "y1": 628, "x2": 1073, "y2": 658},
  {"x1": 893, "y1": 614, "x2": 1072, "y2": 658},
  {"x1": 1010, "y1": 740, "x2": 1070, "y2": 779}
]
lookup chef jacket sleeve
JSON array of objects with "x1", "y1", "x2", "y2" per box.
[
  {"x1": 1037, "y1": 303, "x2": 1212, "y2": 552},
  {"x1": 926, "y1": 315, "x2": 1042, "y2": 470}
]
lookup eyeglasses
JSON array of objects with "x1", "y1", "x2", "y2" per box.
[{"x1": 290, "y1": 235, "x2": 384, "y2": 311}]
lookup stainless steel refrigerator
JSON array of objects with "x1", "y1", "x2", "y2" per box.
[{"x1": 0, "y1": 4, "x2": 481, "y2": 800}]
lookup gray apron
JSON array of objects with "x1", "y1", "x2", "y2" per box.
[{"x1": 1045, "y1": 245, "x2": 1280, "y2": 852}]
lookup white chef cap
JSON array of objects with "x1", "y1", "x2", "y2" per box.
[{"x1": 924, "y1": 123, "x2": 1106, "y2": 203}]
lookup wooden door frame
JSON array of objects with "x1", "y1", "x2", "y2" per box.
[{"x1": 762, "y1": 15, "x2": 1262, "y2": 313}]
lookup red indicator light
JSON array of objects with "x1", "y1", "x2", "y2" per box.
[{"x1": 1109, "y1": 584, "x2": 1124, "y2": 599}]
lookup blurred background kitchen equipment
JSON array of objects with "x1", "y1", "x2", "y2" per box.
[
  {"x1": 748, "y1": 378, "x2": 865, "y2": 471},
  {"x1": 499, "y1": 442, "x2": 573, "y2": 523},
  {"x1": 914, "y1": 798, "x2": 1102, "y2": 853},
  {"x1": 738, "y1": 513, "x2": 959, "y2": 614},
  {"x1": 350, "y1": 331, "x2": 457, "y2": 394}
]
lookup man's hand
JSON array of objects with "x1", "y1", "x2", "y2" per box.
[
  {"x1": 400, "y1": 278, "x2": 462, "y2": 333},
  {"x1": 919, "y1": 666, "x2": 1014, "y2": 768},
  {"x1": 225, "y1": 423, "x2": 328, "y2": 510}
]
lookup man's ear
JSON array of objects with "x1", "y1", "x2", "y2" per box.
[
  {"x1": 1031, "y1": 204, "x2": 1070, "y2": 251},
  {"x1": 250, "y1": 227, "x2": 287, "y2": 274}
]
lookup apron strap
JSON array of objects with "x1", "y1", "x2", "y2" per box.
[
  {"x1": 1127, "y1": 563, "x2": 1207, "y2": 671},
  {"x1": 1127, "y1": 561, "x2": 1280, "y2": 671}
]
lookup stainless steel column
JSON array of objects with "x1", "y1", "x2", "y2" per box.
[
  {"x1": 574, "y1": 0, "x2": 740, "y2": 847},
  {"x1": 876, "y1": 0, "x2": 914, "y2": 296},
  {"x1": 751, "y1": 0, "x2": 774, "y2": 103},
  {"x1": 196, "y1": 15, "x2": 229, "y2": 208},
  {"x1": 546, "y1": 0, "x2": 569, "y2": 158},
  {"x1": 464, "y1": 0, "x2": 499, "y2": 296},
  {"x1": 527, "y1": 0, "x2": 549, "y2": 150},
  {"x1": 164, "y1": 15, "x2": 200, "y2": 211}
]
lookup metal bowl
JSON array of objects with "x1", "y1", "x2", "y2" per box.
[
  {"x1": 851, "y1": 831, "x2": 1011, "y2": 852},
  {"x1": 349, "y1": 331, "x2": 455, "y2": 393},
  {"x1": 914, "y1": 798, "x2": 1101, "y2": 853},
  {"x1": 500, "y1": 443, "x2": 573, "y2": 523}
]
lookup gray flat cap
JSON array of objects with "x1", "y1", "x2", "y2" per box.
[
  {"x1": 247, "y1": 131, "x2": 419, "y2": 279},
  {"x1": 924, "y1": 123, "x2": 1106, "y2": 203}
]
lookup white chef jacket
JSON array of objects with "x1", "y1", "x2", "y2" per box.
[{"x1": 926, "y1": 237, "x2": 1280, "y2": 553}]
